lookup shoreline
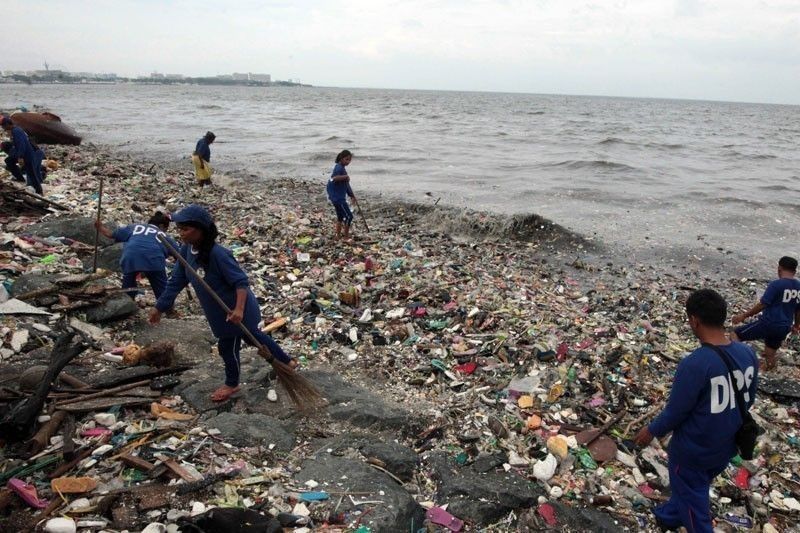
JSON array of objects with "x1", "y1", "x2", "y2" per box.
[{"x1": 0, "y1": 142, "x2": 795, "y2": 531}]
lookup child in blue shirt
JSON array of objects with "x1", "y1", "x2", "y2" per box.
[
  {"x1": 636, "y1": 289, "x2": 758, "y2": 533},
  {"x1": 148, "y1": 204, "x2": 297, "y2": 402},
  {"x1": 326, "y1": 150, "x2": 358, "y2": 240},
  {"x1": 95, "y1": 211, "x2": 175, "y2": 299},
  {"x1": 732, "y1": 256, "x2": 800, "y2": 371}
]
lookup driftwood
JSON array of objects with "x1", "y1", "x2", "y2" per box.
[
  {"x1": 0, "y1": 332, "x2": 88, "y2": 441},
  {"x1": 61, "y1": 413, "x2": 76, "y2": 458},
  {"x1": 54, "y1": 379, "x2": 150, "y2": 407},
  {"x1": 27, "y1": 410, "x2": 67, "y2": 455}
]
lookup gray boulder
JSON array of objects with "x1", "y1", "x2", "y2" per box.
[
  {"x1": 93, "y1": 242, "x2": 123, "y2": 273},
  {"x1": 304, "y1": 370, "x2": 410, "y2": 430},
  {"x1": 203, "y1": 412, "x2": 295, "y2": 450},
  {"x1": 83, "y1": 294, "x2": 138, "y2": 323},
  {"x1": 295, "y1": 454, "x2": 424, "y2": 533},
  {"x1": 133, "y1": 318, "x2": 214, "y2": 364},
  {"x1": 426, "y1": 452, "x2": 542, "y2": 525},
  {"x1": 27, "y1": 216, "x2": 115, "y2": 247}
]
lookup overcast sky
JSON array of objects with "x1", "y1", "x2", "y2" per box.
[{"x1": 2, "y1": 0, "x2": 798, "y2": 104}]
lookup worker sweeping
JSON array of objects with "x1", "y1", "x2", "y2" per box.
[
  {"x1": 192, "y1": 131, "x2": 215, "y2": 187},
  {"x1": 149, "y1": 205, "x2": 298, "y2": 402}
]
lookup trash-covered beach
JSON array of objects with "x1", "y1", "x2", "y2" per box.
[{"x1": 1, "y1": 142, "x2": 799, "y2": 532}]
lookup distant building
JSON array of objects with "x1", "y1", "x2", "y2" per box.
[
  {"x1": 216, "y1": 74, "x2": 233, "y2": 80},
  {"x1": 150, "y1": 72, "x2": 165, "y2": 79},
  {"x1": 232, "y1": 72, "x2": 249, "y2": 81},
  {"x1": 165, "y1": 74, "x2": 184, "y2": 80},
  {"x1": 249, "y1": 73, "x2": 271, "y2": 83}
]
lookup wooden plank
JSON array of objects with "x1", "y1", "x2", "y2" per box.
[
  {"x1": 162, "y1": 459, "x2": 201, "y2": 482},
  {"x1": 118, "y1": 454, "x2": 155, "y2": 472},
  {"x1": 59, "y1": 396, "x2": 151, "y2": 412}
]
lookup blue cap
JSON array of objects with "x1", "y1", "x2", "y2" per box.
[{"x1": 171, "y1": 204, "x2": 213, "y2": 229}]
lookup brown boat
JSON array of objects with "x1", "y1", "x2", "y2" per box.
[{"x1": 10, "y1": 112, "x2": 82, "y2": 145}]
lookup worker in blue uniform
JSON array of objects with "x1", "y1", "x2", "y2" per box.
[
  {"x1": 635, "y1": 289, "x2": 758, "y2": 533},
  {"x1": 1, "y1": 116, "x2": 45, "y2": 194}
]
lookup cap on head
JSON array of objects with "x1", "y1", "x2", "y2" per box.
[
  {"x1": 0, "y1": 116, "x2": 12, "y2": 127},
  {"x1": 171, "y1": 204, "x2": 213, "y2": 230},
  {"x1": 205, "y1": 131, "x2": 216, "y2": 141}
]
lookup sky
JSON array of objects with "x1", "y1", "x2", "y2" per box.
[{"x1": 2, "y1": 0, "x2": 799, "y2": 104}]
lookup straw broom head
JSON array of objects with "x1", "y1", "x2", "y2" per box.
[{"x1": 258, "y1": 348, "x2": 326, "y2": 411}]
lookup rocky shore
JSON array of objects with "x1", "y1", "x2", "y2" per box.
[{"x1": 0, "y1": 143, "x2": 798, "y2": 532}]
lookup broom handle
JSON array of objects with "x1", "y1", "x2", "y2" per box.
[
  {"x1": 92, "y1": 176, "x2": 104, "y2": 272},
  {"x1": 355, "y1": 200, "x2": 370, "y2": 233},
  {"x1": 156, "y1": 232, "x2": 273, "y2": 360}
]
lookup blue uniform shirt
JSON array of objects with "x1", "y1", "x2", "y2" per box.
[
  {"x1": 195, "y1": 138, "x2": 211, "y2": 162},
  {"x1": 326, "y1": 163, "x2": 354, "y2": 203},
  {"x1": 649, "y1": 342, "x2": 758, "y2": 471},
  {"x1": 10, "y1": 126, "x2": 34, "y2": 160},
  {"x1": 759, "y1": 278, "x2": 800, "y2": 328},
  {"x1": 113, "y1": 224, "x2": 175, "y2": 273},
  {"x1": 155, "y1": 243, "x2": 263, "y2": 338}
]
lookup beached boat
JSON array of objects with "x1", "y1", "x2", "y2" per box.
[{"x1": 10, "y1": 112, "x2": 82, "y2": 145}]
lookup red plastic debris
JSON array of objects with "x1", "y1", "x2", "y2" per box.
[
  {"x1": 537, "y1": 503, "x2": 557, "y2": 526},
  {"x1": 454, "y1": 362, "x2": 478, "y2": 375}
]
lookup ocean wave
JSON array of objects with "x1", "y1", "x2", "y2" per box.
[
  {"x1": 382, "y1": 200, "x2": 591, "y2": 246},
  {"x1": 198, "y1": 104, "x2": 222, "y2": 110},
  {"x1": 598, "y1": 137, "x2": 686, "y2": 150},
  {"x1": 757, "y1": 184, "x2": 797, "y2": 192},
  {"x1": 323, "y1": 135, "x2": 353, "y2": 143},
  {"x1": 527, "y1": 110, "x2": 545, "y2": 115},
  {"x1": 545, "y1": 159, "x2": 637, "y2": 172}
]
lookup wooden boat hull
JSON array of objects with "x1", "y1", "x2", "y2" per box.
[{"x1": 11, "y1": 112, "x2": 82, "y2": 145}]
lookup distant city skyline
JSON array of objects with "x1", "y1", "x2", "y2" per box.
[{"x1": 1, "y1": 0, "x2": 798, "y2": 105}]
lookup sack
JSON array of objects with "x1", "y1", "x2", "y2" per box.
[{"x1": 736, "y1": 411, "x2": 759, "y2": 460}]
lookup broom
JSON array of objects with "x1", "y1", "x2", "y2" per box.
[
  {"x1": 354, "y1": 198, "x2": 370, "y2": 233},
  {"x1": 92, "y1": 176, "x2": 104, "y2": 273},
  {"x1": 156, "y1": 233, "x2": 323, "y2": 410}
]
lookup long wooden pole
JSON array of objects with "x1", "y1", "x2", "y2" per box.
[
  {"x1": 92, "y1": 176, "x2": 104, "y2": 273},
  {"x1": 355, "y1": 201, "x2": 370, "y2": 233},
  {"x1": 156, "y1": 233, "x2": 274, "y2": 359}
]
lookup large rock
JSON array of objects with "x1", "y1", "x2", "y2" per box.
[
  {"x1": 360, "y1": 441, "x2": 419, "y2": 482},
  {"x1": 309, "y1": 434, "x2": 420, "y2": 482},
  {"x1": 93, "y1": 242, "x2": 123, "y2": 273},
  {"x1": 27, "y1": 216, "x2": 115, "y2": 247},
  {"x1": 294, "y1": 454, "x2": 424, "y2": 533},
  {"x1": 83, "y1": 294, "x2": 138, "y2": 323},
  {"x1": 547, "y1": 502, "x2": 626, "y2": 532},
  {"x1": 202, "y1": 413, "x2": 295, "y2": 450},
  {"x1": 426, "y1": 452, "x2": 542, "y2": 525},
  {"x1": 133, "y1": 318, "x2": 214, "y2": 364},
  {"x1": 305, "y1": 370, "x2": 410, "y2": 430},
  {"x1": 9, "y1": 273, "x2": 57, "y2": 298}
]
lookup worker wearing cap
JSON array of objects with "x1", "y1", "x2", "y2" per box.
[
  {"x1": 192, "y1": 131, "x2": 215, "y2": 187},
  {"x1": 1, "y1": 116, "x2": 44, "y2": 194},
  {"x1": 149, "y1": 204, "x2": 297, "y2": 402}
]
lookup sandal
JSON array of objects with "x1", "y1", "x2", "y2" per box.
[{"x1": 210, "y1": 384, "x2": 240, "y2": 402}]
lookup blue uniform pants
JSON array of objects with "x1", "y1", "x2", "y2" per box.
[
  {"x1": 4, "y1": 156, "x2": 25, "y2": 182},
  {"x1": 653, "y1": 457, "x2": 726, "y2": 533},
  {"x1": 332, "y1": 201, "x2": 354, "y2": 226},
  {"x1": 122, "y1": 270, "x2": 168, "y2": 299},
  {"x1": 218, "y1": 330, "x2": 292, "y2": 387}
]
